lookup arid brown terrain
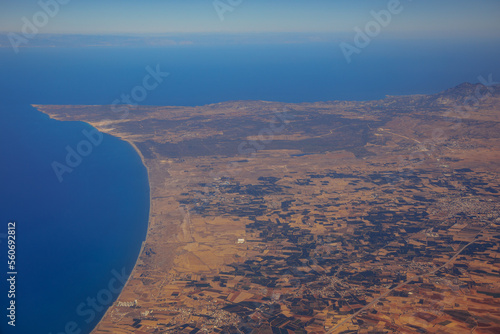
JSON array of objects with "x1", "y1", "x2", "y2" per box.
[{"x1": 35, "y1": 82, "x2": 500, "y2": 334}]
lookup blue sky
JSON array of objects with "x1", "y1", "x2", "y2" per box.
[{"x1": 0, "y1": 0, "x2": 499, "y2": 38}]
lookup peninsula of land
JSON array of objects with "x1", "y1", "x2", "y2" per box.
[{"x1": 35, "y1": 83, "x2": 500, "y2": 334}]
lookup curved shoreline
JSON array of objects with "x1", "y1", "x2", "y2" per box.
[
  {"x1": 32, "y1": 106, "x2": 154, "y2": 334},
  {"x1": 77, "y1": 129, "x2": 153, "y2": 334},
  {"x1": 90, "y1": 137, "x2": 152, "y2": 334}
]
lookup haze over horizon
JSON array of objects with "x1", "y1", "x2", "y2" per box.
[{"x1": 1, "y1": 0, "x2": 499, "y2": 39}]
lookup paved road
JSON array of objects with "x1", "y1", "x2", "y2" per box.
[{"x1": 328, "y1": 228, "x2": 488, "y2": 333}]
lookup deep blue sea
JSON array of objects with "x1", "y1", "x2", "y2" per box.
[{"x1": 0, "y1": 39, "x2": 499, "y2": 334}]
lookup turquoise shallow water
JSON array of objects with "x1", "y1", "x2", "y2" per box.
[{"x1": 0, "y1": 40, "x2": 498, "y2": 333}]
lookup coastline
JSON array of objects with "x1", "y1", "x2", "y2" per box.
[
  {"x1": 90, "y1": 137, "x2": 152, "y2": 334},
  {"x1": 32, "y1": 105, "x2": 154, "y2": 334},
  {"x1": 28, "y1": 94, "x2": 500, "y2": 333}
]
